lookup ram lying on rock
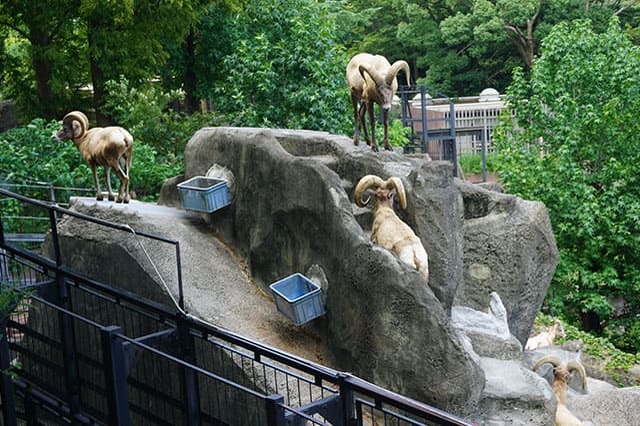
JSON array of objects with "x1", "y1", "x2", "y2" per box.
[
  {"x1": 346, "y1": 53, "x2": 410, "y2": 151},
  {"x1": 354, "y1": 175, "x2": 428, "y2": 281},
  {"x1": 526, "y1": 320, "x2": 565, "y2": 350},
  {"x1": 533, "y1": 355, "x2": 588, "y2": 426},
  {"x1": 56, "y1": 111, "x2": 133, "y2": 203}
]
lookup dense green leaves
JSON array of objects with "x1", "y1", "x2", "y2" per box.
[
  {"x1": 211, "y1": 0, "x2": 351, "y2": 133},
  {"x1": 495, "y1": 18, "x2": 640, "y2": 352}
]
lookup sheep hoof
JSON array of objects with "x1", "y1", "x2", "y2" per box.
[
  {"x1": 96, "y1": 194, "x2": 104, "y2": 201},
  {"x1": 108, "y1": 194, "x2": 115, "y2": 202}
]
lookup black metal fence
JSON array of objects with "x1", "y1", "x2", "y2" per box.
[
  {"x1": 0, "y1": 188, "x2": 475, "y2": 425},
  {"x1": 397, "y1": 86, "x2": 459, "y2": 177}
]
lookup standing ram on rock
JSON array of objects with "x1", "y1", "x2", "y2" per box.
[
  {"x1": 346, "y1": 53, "x2": 410, "y2": 152},
  {"x1": 55, "y1": 111, "x2": 133, "y2": 203},
  {"x1": 354, "y1": 175, "x2": 429, "y2": 281}
]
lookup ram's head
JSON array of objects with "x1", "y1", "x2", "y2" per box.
[
  {"x1": 354, "y1": 175, "x2": 407, "y2": 209},
  {"x1": 55, "y1": 111, "x2": 89, "y2": 141}
]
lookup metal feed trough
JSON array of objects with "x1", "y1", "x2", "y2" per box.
[
  {"x1": 270, "y1": 273, "x2": 325, "y2": 326},
  {"x1": 177, "y1": 175, "x2": 230, "y2": 213}
]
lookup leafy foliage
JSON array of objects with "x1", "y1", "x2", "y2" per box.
[
  {"x1": 495, "y1": 18, "x2": 640, "y2": 352},
  {"x1": 212, "y1": 0, "x2": 351, "y2": 134}
]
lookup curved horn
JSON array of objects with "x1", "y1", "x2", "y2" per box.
[
  {"x1": 533, "y1": 354, "x2": 562, "y2": 372},
  {"x1": 358, "y1": 64, "x2": 384, "y2": 86},
  {"x1": 385, "y1": 60, "x2": 410, "y2": 87},
  {"x1": 63, "y1": 111, "x2": 88, "y2": 136},
  {"x1": 566, "y1": 360, "x2": 587, "y2": 391},
  {"x1": 354, "y1": 175, "x2": 384, "y2": 207},
  {"x1": 385, "y1": 177, "x2": 407, "y2": 209}
]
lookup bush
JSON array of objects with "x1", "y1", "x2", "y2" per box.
[
  {"x1": 495, "y1": 18, "x2": 640, "y2": 352},
  {"x1": 458, "y1": 152, "x2": 500, "y2": 175},
  {"x1": 104, "y1": 76, "x2": 221, "y2": 159}
]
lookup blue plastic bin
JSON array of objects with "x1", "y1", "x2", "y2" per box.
[
  {"x1": 270, "y1": 273, "x2": 325, "y2": 326},
  {"x1": 177, "y1": 176, "x2": 230, "y2": 213}
]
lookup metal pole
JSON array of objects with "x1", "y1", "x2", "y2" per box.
[
  {"x1": 176, "y1": 243, "x2": 185, "y2": 312},
  {"x1": 482, "y1": 109, "x2": 488, "y2": 182},
  {"x1": 265, "y1": 394, "x2": 285, "y2": 426},
  {"x1": 420, "y1": 85, "x2": 427, "y2": 154},
  {"x1": 178, "y1": 316, "x2": 200, "y2": 425},
  {"x1": 101, "y1": 325, "x2": 130, "y2": 425},
  {"x1": 48, "y1": 207, "x2": 61, "y2": 267},
  {"x1": 0, "y1": 317, "x2": 18, "y2": 426},
  {"x1": 450, "y1": 101, "x2": 458, "y2": 177}
]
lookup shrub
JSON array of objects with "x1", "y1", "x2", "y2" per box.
[{"x1": 495, "y1": 18, "x2": 640, "y2": 352}]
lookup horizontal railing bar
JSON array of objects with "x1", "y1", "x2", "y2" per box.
[
  {"x1": 346, "y1": 375, "x2": 474, "y2": 426},
  {"x1": 0, "y1": 187, "x2": 177, "y2": 245},
  {"x1": 118, "y1": 333, "x2": 269, "y2": 399}
]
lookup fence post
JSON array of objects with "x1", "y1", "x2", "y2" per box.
[
  {"x1": 265, "y1": 394, "x2": 285, "y2": 426},
  {"x1": 420, "y1": 85, "x2": 428, "y2": 154},
  {"x1": 0, "y1": 317, "x2": 18, "y2": 426},
  {"x1": 449, "y1": 101, "x2": 458, "y2": 177},
  {"x1": 338, "y1": 374, "x2": 356, "y2": 426},
  {"x1": 100, "y1": 325, "x2": 130, "y2": 425},
  {"x1": 55, "y1": 274, "x2": 81, "y2": 423},
  {"x1": 177, "y1": 316, "x2": 200, "y2": 425}
]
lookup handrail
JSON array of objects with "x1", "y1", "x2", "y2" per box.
[{"x1": 0, "y1": 188, "x2": 476, "y2": 425}]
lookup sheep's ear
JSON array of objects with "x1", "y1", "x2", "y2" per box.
[{"x1": 72, "y1": 120, "x2": 82, "y2": 138}]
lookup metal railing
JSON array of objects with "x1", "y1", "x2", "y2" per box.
[{"x1": 0, "y1": 187, "x2": 476, "y2": 425}]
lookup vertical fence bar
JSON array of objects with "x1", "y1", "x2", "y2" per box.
[
  {"x1": 101, "y1": 325, "x2": 130, "y2": 425},
  {"x1": 265, "y1": 394, "x2": 285, "y2": 426},
  {"x1": 48, "y1": 206, "x2": 61, "y2": 266},
  {"x1": 175, "y1": 242, "x2": 185, "y2": 311},
  {"x1": 178, "y1": 316, "x2": 200, "y2": 425},
  {"x1": 420, "y1": 85, "x2": 428, "y2": 154},
  {"x1": 0, "y1": 317, "x2": 18, "y2": 426},
  {"x1": 56, "y1": 274, "x2": 82, "y2": 424},
  {"x1": 450, "y1": 101, "x2": 458, "y2": 177},
  {"x1": 338, "y1": 373, "x2": 355, "y2": 426}
]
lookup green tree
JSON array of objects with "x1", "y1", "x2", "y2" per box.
[
  {"x1": 494, "y1": 18, "x2": 640, "y2": 352},
  {"x1": 213, "y1": 0, "x2": 351, "y2": 133},
  {"x1": 437, "y1": 0, "x2": 639, "y2": 93},
  {"x1": 79, "y1": 0, "x2": 200, "y2": 124},
  {"x1": 0, "y1": 0, "x2": 87, "y2": 117}
]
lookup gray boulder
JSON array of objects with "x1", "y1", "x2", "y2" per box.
[
  {"x1": 455, "y1": 181, "x2": 559, "y2": 346},
  {"x1": 173, "y1": 127, "x2": 483, "y2": 414}
]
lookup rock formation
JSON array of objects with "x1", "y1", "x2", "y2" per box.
[{"x1": 158, "y1": 127, "x2": 558, "y2": 415}]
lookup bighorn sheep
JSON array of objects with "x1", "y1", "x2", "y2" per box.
[
  {"x1": 55, "y1": 111, "x2": 133, "y2": 203},
  {"x1": 526, "y1": 320, "x2": 565, "y2": 350},
  {"x1": 346, "y1": 53, "x2": 410, "y2": 152},
  {"x1": 533, "y1": 355, "x2": 587, "y2": 426},
  {"x1": 354, "y1": 175, "x2": 428, "y2": 281}
]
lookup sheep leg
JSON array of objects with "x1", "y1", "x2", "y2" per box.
[
  {"x1": 351, "y1": 94, "x2": 361, "y2": 145},
  {"x1": 91, "y1": 166, "x2": 104, "y2": 201},
  {"x1": 382, "y1": 108, "x2": 392, "y2": 151},
  {"x1": 359, "y1": 102, "x2": 371, "y2": 146},
  {"x1": 114, "y1": 161, "x2": 130, "y2": 203},
  {"x1": 105, "y1": 167, "x2": 116, "y2": 201},
  {"x1": 367, "y1": 101, "x2": 378, "y2": 151}
]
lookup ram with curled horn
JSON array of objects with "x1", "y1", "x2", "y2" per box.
[
  {"x1": 354, "y1": 174, "x2": 429, "y2": 281},
  {"x1": 533, "y1": 354, "x2": 588, "y2": 425},
  {"x1": 346, "y1": 53, "x2": 410, "y2": 151},
  {"x1": 55, "y1": 111, "x2": 134, "y2": 203}
]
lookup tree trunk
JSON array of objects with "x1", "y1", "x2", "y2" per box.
[
  {"x1": 87, "y1": 24, "x2": 112, "y2": 126},
  {"x1": 182, "y1": 30, "x2": 199, "y2": 113},
  {"x1": 29, "y1": 28, "x2": 56, "y2": 117}
]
